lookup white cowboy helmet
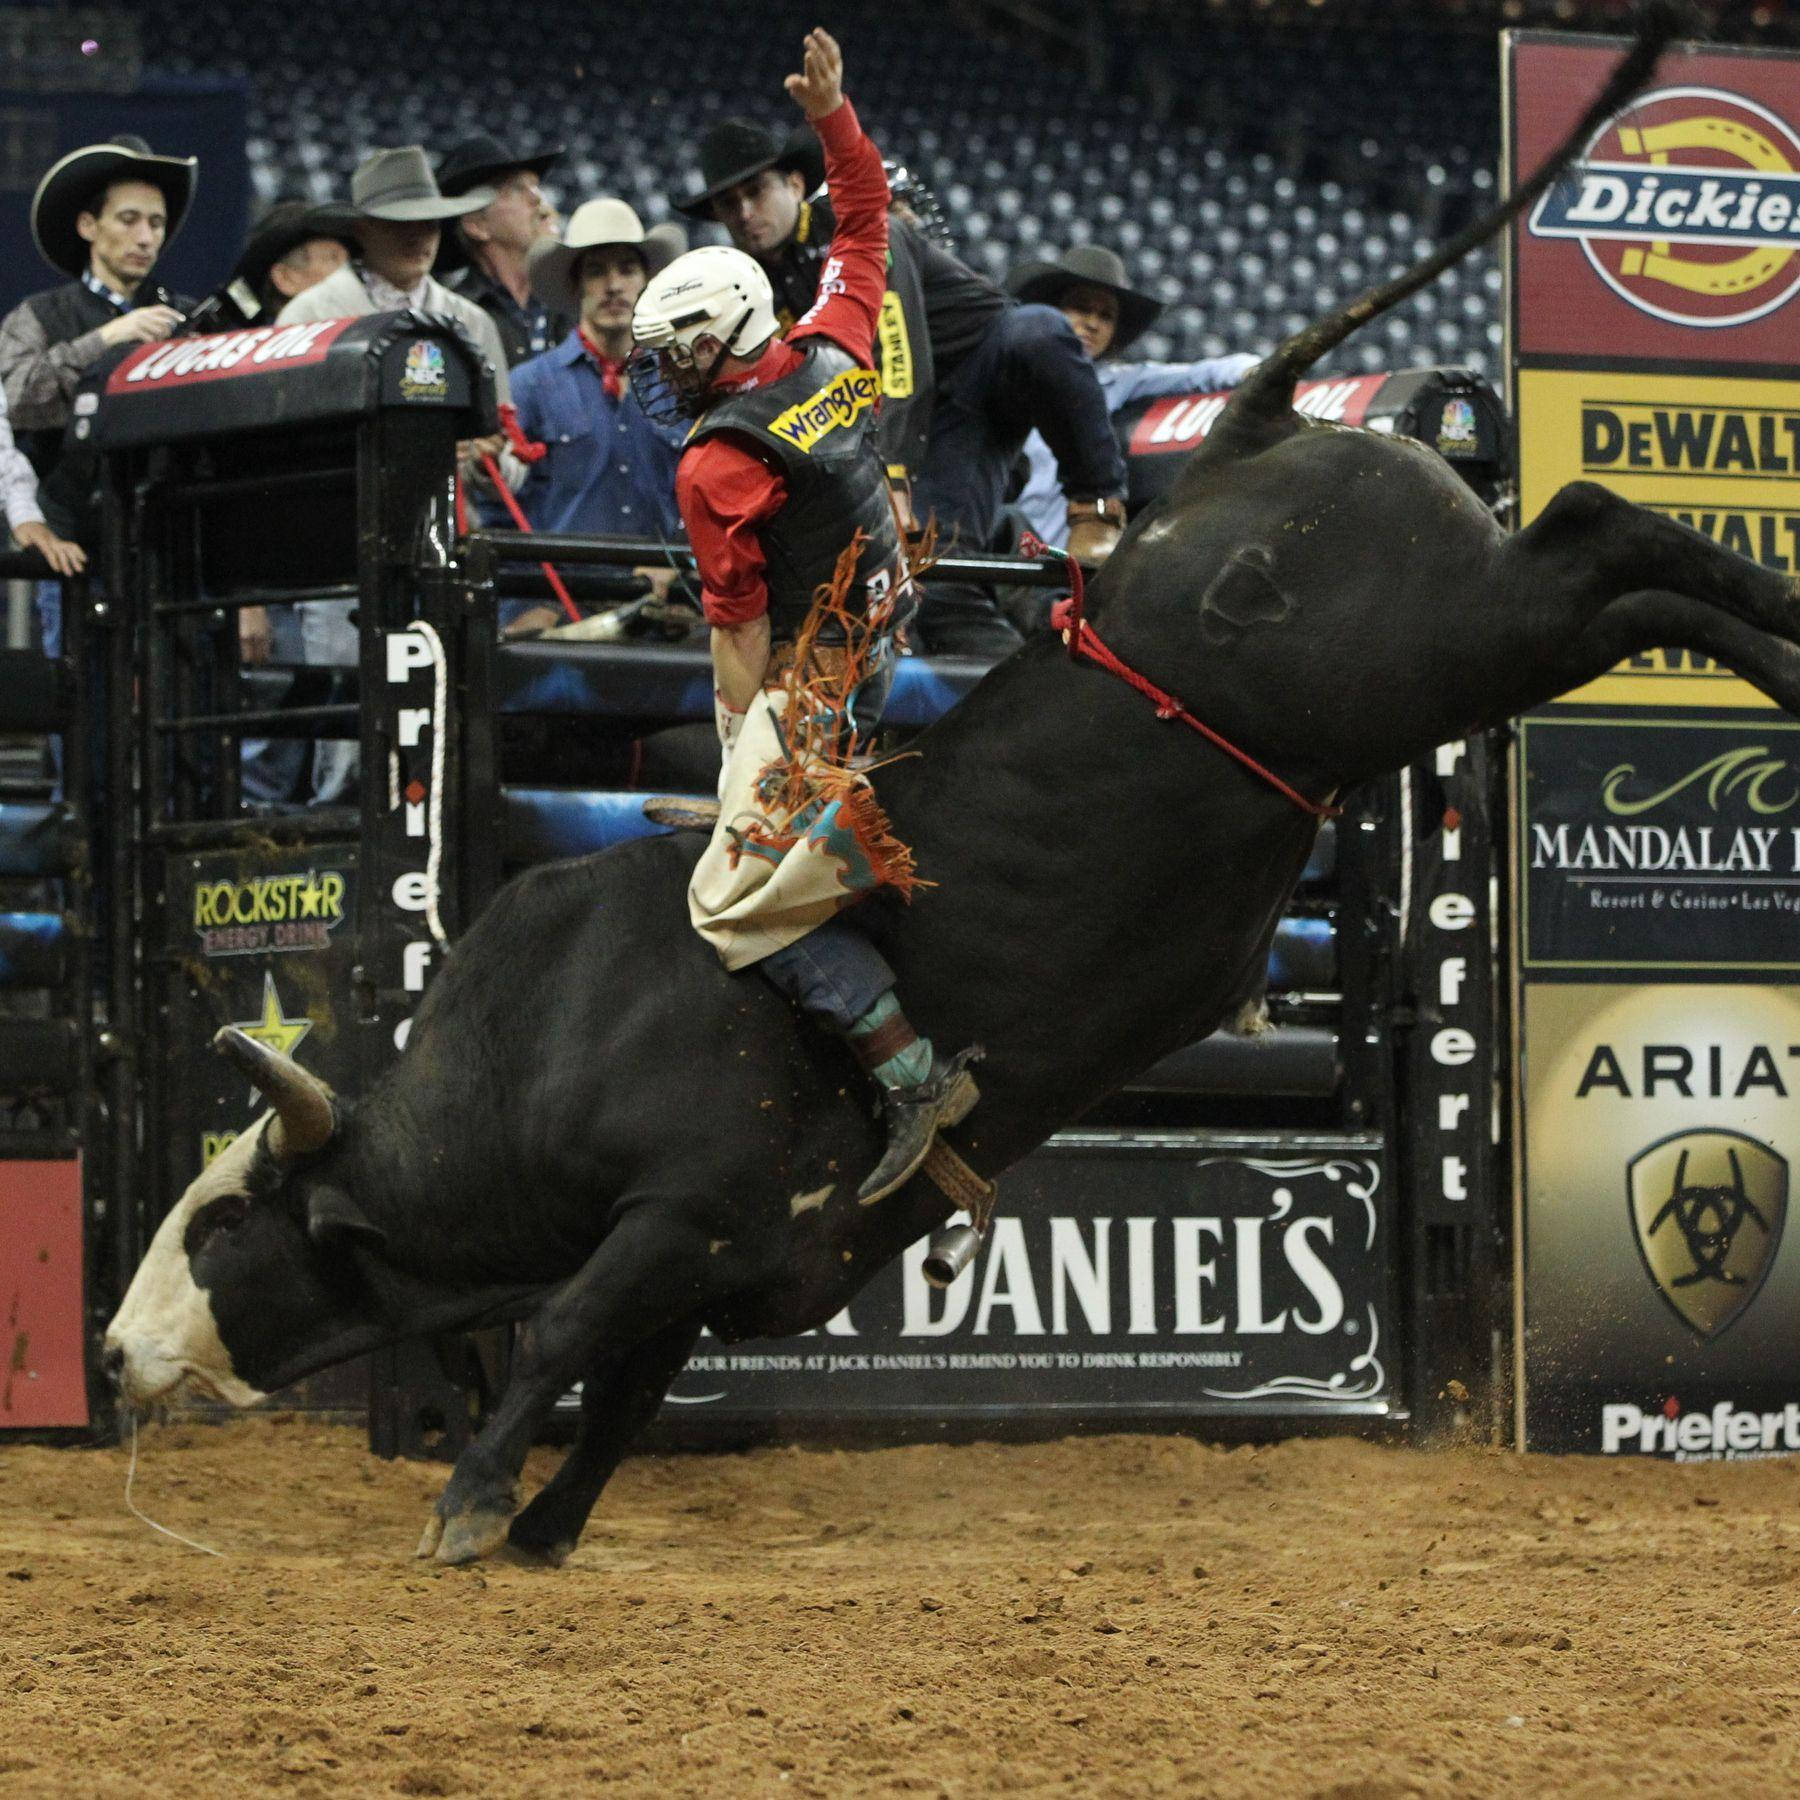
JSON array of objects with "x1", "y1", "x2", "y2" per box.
[{"x1": 629, "y1": 244, "x2": 778, "y2": 420}]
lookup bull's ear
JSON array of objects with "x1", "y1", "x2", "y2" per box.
[{"x1": 306, "y1": 1185, "x2": 387, "y2": 1252}]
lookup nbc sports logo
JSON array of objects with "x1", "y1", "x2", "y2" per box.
[{"x1": 1528, "y1": 85, "x2": 1800, "y2": 328}]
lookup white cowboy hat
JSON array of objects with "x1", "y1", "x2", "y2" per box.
[{"x1": 528, "y1": 199, "x2": 684, "y2": 310}]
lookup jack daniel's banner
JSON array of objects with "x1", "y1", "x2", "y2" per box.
[
  {"x1": 640, "y1": 1133, "x2": 1397, "y2": 1427},
  {"x1": 1507, "y1": 31, "x2": 1800, "y2": 1454}
]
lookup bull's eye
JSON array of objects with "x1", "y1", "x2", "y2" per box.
[{"x1": 183, "y1": 1194, "x2": 252, "y2": 1258}]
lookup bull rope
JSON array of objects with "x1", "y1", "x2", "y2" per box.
[
  {"x1": 1045, "y1": 552, "x2": 1340, "y2": 822},
  {"x1": 414, "y1": 620, "x2": 451, "y2": 949},
  {"x1": 123, "y1": 1412, "x2": 224, "y2": 1557}
]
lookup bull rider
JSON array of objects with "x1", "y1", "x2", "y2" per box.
[{"x1": 629, "y1": 28, "x2": 979, "y2": 1206}]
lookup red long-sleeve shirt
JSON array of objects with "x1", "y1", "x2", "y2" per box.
[{"x1": 676, "y1": 97, "x2": 890, "y2": 628}]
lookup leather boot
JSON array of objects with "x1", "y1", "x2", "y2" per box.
[{"x1": 857, "y1": 1044, "x2": 984, "y2": 1206}]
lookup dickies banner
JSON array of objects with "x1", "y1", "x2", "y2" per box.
[
  {"x1": 1506, "y1": 31, "x2": 1800, "y2": 1453},
  {"x1": 1511, "y1": 34, "x2": 1800, "y2": 366}
]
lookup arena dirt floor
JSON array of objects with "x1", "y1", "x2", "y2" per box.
[{"x1": 4, "y1": 1418, "x2": 1800, "y2": 1797}]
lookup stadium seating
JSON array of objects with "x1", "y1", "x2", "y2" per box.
[{"x1": 140, "y1": 0, "x2": 1507, "y2": 376}]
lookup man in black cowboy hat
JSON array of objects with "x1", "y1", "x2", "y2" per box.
[
  {"x1": 1007, "y1": 242, "x2": 1258, "y2": 550},
  {"x1": 226, "y1": 198, "x2": 359, "y2": 327},
  {"x1": 675, "y1": 117, "x2": 1127, "y2": 658},
  {"x1": 0, "y1": 133, "x2": 197, "y2": 656},
  {"x1": 437, "y1": 135, "x2": 568, "y2": 366}
]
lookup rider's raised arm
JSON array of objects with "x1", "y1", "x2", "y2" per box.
[{"x1": 785, "y1": 31, "x2": 889, "y2": 368}]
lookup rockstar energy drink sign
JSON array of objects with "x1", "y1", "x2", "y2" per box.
[
  {"x1": 1508, "y1": 34, "x2": 1800, "y2": 1453},
  {"x1": 191, "y1": 866, "x2": 348, "y2": 957}
]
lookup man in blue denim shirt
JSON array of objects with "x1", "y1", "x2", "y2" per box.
[{"x1": 506, "y1": 200, "x2": 686, "y2": 633}]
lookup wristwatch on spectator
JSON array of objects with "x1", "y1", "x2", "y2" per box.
[{"x1": 1065, "y1": 495, "x2": 1126, "y2": 566}]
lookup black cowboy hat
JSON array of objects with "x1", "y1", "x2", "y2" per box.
[
  {"x1": 30, "y1": 133, "x2": 198, "y2": 277},
  {"x1": 435, "y1": 132, "x2": 563, "y2": 199},
  {"x1": 1007, "y1": 244, "x2": 1165, "y2": 353},
  {"x1": 432, "y1": 133, "x2": 562, "y2": 273},
  {"x1": 672, "y1": 118, "x2": 824, "y2": 220},
  {"x1": 231, "y1": 196, "x2": 359, "y2": 297}
]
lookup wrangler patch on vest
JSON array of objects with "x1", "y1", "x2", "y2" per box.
[{"x1": 768, "y1": 366, "x2": 882, "y2": 453}]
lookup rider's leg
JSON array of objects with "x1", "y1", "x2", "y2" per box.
[{"x1": 758, "y1": 917, "x2": 979, "y2": 1204}]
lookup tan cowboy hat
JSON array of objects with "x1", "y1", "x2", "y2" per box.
[
  {"x1": 1007, "y1": 243, "x2": 1165, "y2": 352},
  {"x1": 528, "y1": 200, "x2": 684, "y2": 309},
  {"x1": 31, "y1": 134, "x2": 198, "y2": 277},
  {"x1": 352, "y1": 146, "x2": 492, "y2": 222}
]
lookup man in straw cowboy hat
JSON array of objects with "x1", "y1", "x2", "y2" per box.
[
  {"x1": 632, "y1": 28, "x2": 979, "y2": 1207},
  {"x1": 500, "y1": 200, "x2": 688, "y2": 635},
  {"x1": 276, "y1": 144, "x2": 518, "y2": 803},
  {"x1": 1006, "y1": 242, "x2": 1258, "y2": 552},
  {"x1": 437, "y1": 132, "x2": 569, "y2": 367},
  {"x1": 0, "y1": 133, "x2": 197, "y2": 656}
]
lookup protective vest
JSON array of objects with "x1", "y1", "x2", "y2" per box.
[
  {"x1": 764, "y1": 206, "x2": 934, "y2": 482},
  {"x1": 687, "y1": 340, "x2": 903, "y2": 643},
  {"x1": 16, "y1": 279, "x2": 188, "y2": 476},
  {"x1": 16, "y1": 283, "x2": 117, "y2": 474}
]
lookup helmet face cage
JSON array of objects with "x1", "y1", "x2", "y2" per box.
[{"x1": 626, "y1": 344, "x2": 692, "y2": 425}]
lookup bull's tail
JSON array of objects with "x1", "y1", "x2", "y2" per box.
[{"x1": 1219, "y1": 0, "x2": 1696, "y2": 436}]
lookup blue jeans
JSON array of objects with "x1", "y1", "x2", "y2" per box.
[
  {"x1": 910, "y1": 304, "x2": 1125, "y2": 657},
  {"x1": 758, "y1": 916, "x2": 896, "y2": 1033}
]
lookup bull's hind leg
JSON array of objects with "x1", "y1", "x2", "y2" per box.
[
  {"x1": 504, "y1": 1321, "x2": 702, "y2": 1566},
  {"x1": 1568, "y1": 589, "x2": 1800, "y2": 716},
  {"x1": 1513, "y1": 482, "x2": 1800, "y2": 656},
  {"x1": 417, "y1": 1208, "x2": 721, "y2": 1566}
]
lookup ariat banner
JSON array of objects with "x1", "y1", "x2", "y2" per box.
[
  {"x1": 768, "y1": 366, "x2": 882, "y2": 453},
  {"x1": 1511, "y1": 36, "x2": 1800, "y2": 364},
  {"x1": 1521, "y1": 983, "x2": 1800, "y2": 1453}
]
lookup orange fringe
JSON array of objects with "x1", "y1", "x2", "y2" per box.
[{"x1": 768, "y1": 530, "x2": 932, "y2": 899}]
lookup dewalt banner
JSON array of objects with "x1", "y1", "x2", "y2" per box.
[
  {"x1": 1516, "y1": 366, "x2": 1797, "y2": 707},
  {"x1": 1507, "y1": 32, "x2": 1800, "y2": 1452}
]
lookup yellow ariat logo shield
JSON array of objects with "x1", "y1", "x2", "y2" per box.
[
  {"x1": 767, "y1": 366, "x2": 881, "y2": 453},
  {"x1": 1628, "y1": 1127, "x2": 1787, "y2": 1339}
]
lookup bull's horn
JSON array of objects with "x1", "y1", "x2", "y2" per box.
[{"x1": 212, "y1": 1026, "x2": 337, "y2": 1161}]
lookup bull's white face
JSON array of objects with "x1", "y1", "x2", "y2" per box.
[{"x1": 105, "y1": 1120, "x2": 274, "y2": 1409}]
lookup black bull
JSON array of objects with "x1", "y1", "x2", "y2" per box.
[{"x1": 111, "y1": 10, "x2": 1767, "y2": 1564}]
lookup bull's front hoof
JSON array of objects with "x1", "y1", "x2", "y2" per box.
[
  {"x1": 434, "y1": 1506, "x2": 514, "y2": 1565},
  {"x1": 415, "y1": 1512, "x2": 444, "y2": 1559}
]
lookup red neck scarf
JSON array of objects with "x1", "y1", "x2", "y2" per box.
[{"x1": 578, "y1": 325, "x2": 627, "y2": 401}]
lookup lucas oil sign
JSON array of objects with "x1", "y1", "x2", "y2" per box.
[{"x1": 653, "y1": 1134, "x2": 1396, "y2": 1426}]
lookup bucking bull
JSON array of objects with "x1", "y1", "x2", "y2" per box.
[{"x1": 110, "y1": 7, "x2": 1765, "y2": 1566}]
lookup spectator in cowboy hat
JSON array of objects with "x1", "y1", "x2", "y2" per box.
[
  {"x1": 275, "y1": 143, "x2": 512, "y2": 403},
  {"x1": 1006, "y1": 242, "x2": 1259, "y2": 553},
  {"x1": 231, "y1": 197, "x2": 359, "y2": 325},
  {"x1": 500, "y1": 203, "x2": 688, "y2": 635},
  {"x1": 437, "y1": 133, "x2": 568, "y2": 365},
  {"x1": 0, "y1": 133, "x2": 197, "y2": 659},
  {"x1": 276, "y1": 144, "x2": 517, "y2": 806},
  {"x1": 223, "y1": 197, "x2": 359, "y2": 806}
]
